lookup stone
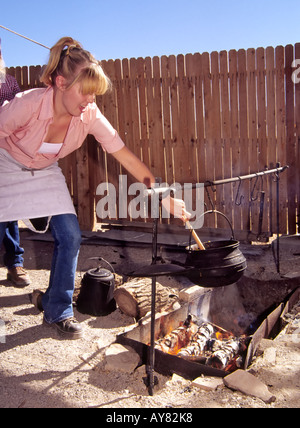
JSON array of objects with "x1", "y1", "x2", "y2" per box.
[
  {"x1": 104, "y1": 343, "x2": 141, "y2": 374},
  {"x1": 179, "y1": 285, "x2": 206, "y2": 303},
  {"x1": 282, "y1": 271, "x2": 300, "y2": 279},
  {"x1": 263, "y1": 347, "x2": 276, "y2": 365},
  {"x1": 257, "y1": 338, "x2": 274, "y2": 355},
  {"x1": 223, "y1": 369, "x2": 276, "y2": 404},
  {"x1": 171, "y1": 373, "x2": 188, "y2": 384},
  {"x1": 192, "y1": 376, "x2": 224, "y2": 391}
]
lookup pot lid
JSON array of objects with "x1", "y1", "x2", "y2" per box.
[{"x1": 86, "y1": 268, "x2": 114, "y2": 280}]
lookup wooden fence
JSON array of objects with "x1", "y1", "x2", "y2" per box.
[{"x1": 7, "y1": 43, "x2": 300, "y2": 238}]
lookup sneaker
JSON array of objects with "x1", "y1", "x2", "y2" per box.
[
  {"x1": 7, "y1": 266, "x2": 31, "y2": 287},
  {"x1": 29, "y1": 290, "x2": 44, "y2": 312},
  {"x1": 43, "y1": 317, "x2": 83, "y2": 339}
]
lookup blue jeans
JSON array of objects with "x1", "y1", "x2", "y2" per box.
[
  {"x1": 1, "y1": 222, "x2": 24, "y2": 269},
  {"x1": 42, "y1": 214, "x2": 82, "y2": 323},
  {"x1": 0, "y1": 214, "x2": 82, "y2": 324}
]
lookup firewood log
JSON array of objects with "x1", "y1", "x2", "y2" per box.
[
  {"x1": 207, "y1": 338, "x2": 240, "y2": 369},
  {"x1": 155, "y1": 319, "x2": 199, "y2": 354},
  {"x1": 177, "y1": 323, "x2": 215, "y2": 358},
  {"x1": 113, "y1": 277, "x2": 173, "y2": 319}
]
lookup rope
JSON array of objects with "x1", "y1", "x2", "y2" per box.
[{"x1": 0, "y1": 24, "x2": 50, "y2": 50}]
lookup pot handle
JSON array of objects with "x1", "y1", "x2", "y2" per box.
[
  {"x1": 80, "y1": 256, "x2": 115, "y2": 278},
  {"x1": 197, "y1": 210, "x2": 235, "y2": 240}
]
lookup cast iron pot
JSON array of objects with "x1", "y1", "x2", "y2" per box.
[
  {"x1": 76, "y1": 258, "x2": 116, "y2": 316},
  {"x1": 183, "y1": 211, "x2": 247, "y2": 287},
  {"x1": 184, "y1": 239, "x2": 247, "y2": 287}
]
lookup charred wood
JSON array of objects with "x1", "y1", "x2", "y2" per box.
[
  {"x1": 177, "y1": 323, "x2": 215, "y2": 358},
  {"x1": 155, "y1": 318, "x2": 199, "y2": 355}
]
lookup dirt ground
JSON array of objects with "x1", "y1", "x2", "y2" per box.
[{"x1": 0, "y1": 226, "x2": 300, "y2": 409}]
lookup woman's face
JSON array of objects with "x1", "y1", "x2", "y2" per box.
[{"x1": 56, "y1": 77, "x2": 95, "y2": 117}]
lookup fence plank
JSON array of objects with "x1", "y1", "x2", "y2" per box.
[
  {"x1": 169, "y1": 54, "x2": 180, "y2": 176},
  {"x1": 285, "y1": 45, "x2": 297, "y2": 234},
  {"x1": 161, "y1": 55, "x2": 173, "y2": 184},
  {"x1": 136, "y1": 57, "x2": 150, "y2": 167},
  {"x1": 256, "y1": 48, "x2": 267, "y2": 169},
  {"x1": 202, "y1": 52, "x2": 215, "y2": 228},
  {"x1": 100, "y1": 60, "x2": 123, "y2": 220},
  {"x1": 21, "y1": 66, "x2": 29, "y2": 90},
  {"x1": 237, "y1": 49, "x2": 249, "y2": 231},
  {"x1": 220, "y1": 50, "x2": 233, "y2": 226},
  {"x1": 264, "y1": 47, "x2": 276, "y2": 235},
  {"x1": 185, "y1": 54, "x2": 197, "y2": 171},
  {"x1": 247, "y1": 48, "x2": 258, "y2": 169},
  {"x1": 247, "y1": 48, "x2": 259, "y2": 234},
  {"x1": 75, "y1": 140, "x2": 93, "y2": 230},
  {"x1": 152, "y1": 56, "x2": 165, "y2": 179},
  {"x1": 275, "y1": 45, "x2": 287, "y2": 235},
  {"x1": 176, "y1": 54, "x2": 195, "y2": 183},
  {"x1": 228, "y1": 49, "x2": 241, "y2": 231},
  {"x1": 295, "y1": 43, "x2": 300, "y2": 231},
  {"x1": 211, "y1": 51, "x2": 223, "y2": 228},
  {"x1": 193, "y1": 53, "x2": 205, "y2": 184}
]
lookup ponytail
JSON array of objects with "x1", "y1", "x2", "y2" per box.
[{"x1": 40, "y1": 36, "x2": 111, "y2": 96}]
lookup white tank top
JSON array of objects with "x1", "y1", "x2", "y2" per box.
[{"x1": 38, "y1": 142, "x2": 63, "y2": 154}]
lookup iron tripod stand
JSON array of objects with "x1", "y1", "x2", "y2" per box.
[{"x1": 145, "y1": 178, "x2": 176, "y2": 396}]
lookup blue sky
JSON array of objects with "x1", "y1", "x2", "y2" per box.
[{"x1": 1, "y1": 0, "x2": 300, "y2": 67}]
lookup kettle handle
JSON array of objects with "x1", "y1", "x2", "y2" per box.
[{"x1": 80, "y1": 256, "x2": 115, "y2": 277}]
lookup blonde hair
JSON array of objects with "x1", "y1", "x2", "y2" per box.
[{"x1": 40, "y1": 37, "x2": 111, "y2": 95}]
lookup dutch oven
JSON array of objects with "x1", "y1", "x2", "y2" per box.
[{"x1": 183, "y1": 211, "x2": 247, "y2": 287}]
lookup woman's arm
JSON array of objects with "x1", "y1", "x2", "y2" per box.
[
  {"x1": 111, "y1": 146, "x2": 190, "y2": 221},
  {"x1": 111, "y1": 145, "x2": 155, "y2": 187}
]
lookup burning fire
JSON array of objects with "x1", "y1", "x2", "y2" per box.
[{"x1": 155, "y1": 315, "x2": 247, "y2": 372}]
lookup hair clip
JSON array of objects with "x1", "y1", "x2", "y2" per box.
[{"x1": 65, "y1": 44, "x2": 77, "y2": 56}]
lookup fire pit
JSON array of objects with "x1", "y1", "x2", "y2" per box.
[
  {"x1": 154, "y1": 316, "x2": 248, "y2": 372},
  {"x1": 116, "y1": 286, "x2": 300, "y2": 381}
]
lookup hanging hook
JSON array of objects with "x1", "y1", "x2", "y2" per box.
[
  {"x1": 204, "y1": 181, "x2": 216, "y2": 210},
  {"x1": 235, "y1": 177, "x2": 244, "y2": 206},
  {"x1": 250, "y1": 174, "x2": 264, "y2": 202},
  {"x1": 272, "y1": 162, "x2": 281, "y2": 182}
]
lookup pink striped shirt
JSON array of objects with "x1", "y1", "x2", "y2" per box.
[{"x1": 0, "y1": 86, "x2": 124, "y2": 169}]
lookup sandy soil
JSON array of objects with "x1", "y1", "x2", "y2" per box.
[{"x1": 0, "y1": 227, "x2": 299, "y2": 408}]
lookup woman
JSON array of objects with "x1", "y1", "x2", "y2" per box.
[{"x1": 0, "y1": 37, "x2": 189, "y2": 339}]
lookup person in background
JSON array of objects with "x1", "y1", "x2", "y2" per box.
[
  {"x1": 0, "y1": 36, "x2": 190, "y2": 340},
  {"x1": 0, "y1": 39, "x2": 30, "y2": 287}
]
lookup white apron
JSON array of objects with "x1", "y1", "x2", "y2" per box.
[{"x1": 0, "y1": 149, "x2": 76, "y2": 226}]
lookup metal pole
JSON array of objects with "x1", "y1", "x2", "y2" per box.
[
  {"x1": 203, "y1": 165, "x2": 289, "y2": 188},
  {"x1": 147, "y1": 178, "x2": 161, "y2": 396},
  {"x1": 0, "y1": 25, "x2": 50, "y2": 50},
  {"x1": 276, "y1": 163, "x2": 281, "y2": 273},
  {"x1": 145, "y1": 167, "x2": 289, "y2": 195}
]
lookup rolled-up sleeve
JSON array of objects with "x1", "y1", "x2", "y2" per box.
[{"x1": 88, "y1": 106, "x2": 125, "y2": 153}]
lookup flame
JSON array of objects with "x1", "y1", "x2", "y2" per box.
[
  {"x1": 155, "y1": 320, "x2": 240, "y2": 366},
  {"x1": 215, "y1": 331, "x2": 223, "y2": 340},
  {"x1": 215, "y1": 329, "x2": 234, "y2": 341}
]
